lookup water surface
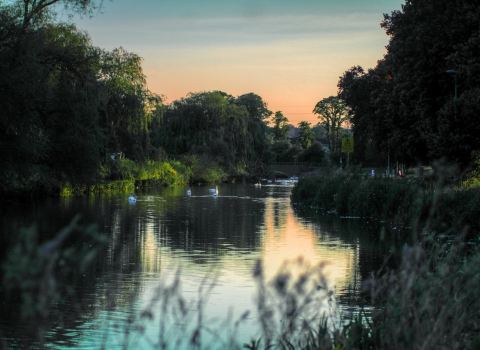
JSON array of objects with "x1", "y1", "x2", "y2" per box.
[{"x1": 0, "y1": 183, "x2": 392, "y2": 348}]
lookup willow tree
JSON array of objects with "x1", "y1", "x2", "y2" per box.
[
  {"x1": 153, "y1": 91, "x2": 251, "y2": 174},
  {"x1": 0, "y1": 3, "x2": 105, "y2": 192},
  {"x1": 99, "y1": 47, "x2": 154, "y2": 161},
  {"x1": 235, "y1": 93, "x2": 272, "y2": 165},
  {"x1": 313, "y1": 96, "x2": 350, "y2": 153}
]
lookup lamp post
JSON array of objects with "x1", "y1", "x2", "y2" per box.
[{"x1": 446, "y1": 69, "x2": 457, "y2": 119}]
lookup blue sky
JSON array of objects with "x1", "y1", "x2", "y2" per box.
[{"x1": 72, "y1": 0, "x2": 403, "y2": 124}]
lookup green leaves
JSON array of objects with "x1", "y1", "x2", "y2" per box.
[
  {"x1": 313, "y1": 96, "x2": 349, "y2": 153},
  {"x1": 339, "y1": 0, "x2": 480, "y2": 169},
  {"x1": 296, "y1": 121, "x2": 315, "y2": 150},
  {"x1": 271, "y1": 111, "x2": 289, "y2": 141}
]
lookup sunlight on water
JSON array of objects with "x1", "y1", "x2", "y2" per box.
[{"x1": 1, "y1": 183, "x2": 374, "y2": 349}]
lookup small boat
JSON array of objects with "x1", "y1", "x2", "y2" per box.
[
  {"x1": 187, "y1": 189, "x2": 191, "y2": 196},
  {"x1": 128, "y1": 194, "x2": 137, "y2": 202}
]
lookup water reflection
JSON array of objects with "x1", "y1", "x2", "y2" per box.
[
  {"x1": 262, "y1": 195, "x2": 359, "y2": 297},
  {"x1": 0, "y1": 183, "x2": 391, "y2": 348}
]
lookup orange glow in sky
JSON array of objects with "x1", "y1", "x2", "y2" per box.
[{"x1": 72, "y1": 1, "x2": 402, "y2": 125}]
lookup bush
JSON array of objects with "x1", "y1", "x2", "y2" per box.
[
  {"x1": 297, "y1": 141, "x2": 326, "y2": 164},
  {"x1": 182, "y1": 154, "x2": 226, "y2": 184},
  {"x1": 292, "y1": 173, "x2": 480, "y2": 239}
]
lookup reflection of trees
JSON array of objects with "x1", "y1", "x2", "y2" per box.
[
  {"x1": 158, "y1": 187, "x2": 267, "y2": 261},
  {"x1": 292, "y1": 206, "x2": 403, "y2": 307},
  {"x1": 0, "y1": 184, "x2": 268, "y2": 339}
]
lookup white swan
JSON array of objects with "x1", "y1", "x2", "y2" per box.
[{"x1": 211, "y1": 186, "x2": 218, "y2": 197}]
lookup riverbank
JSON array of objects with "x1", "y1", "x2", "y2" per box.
[
  {"x1": 288, "y1": 170, "x2": 480, "y2": 349},
  {"x1": 291, "y1": 171, "x2": 480, "y2": 239},
  {"x1": 1, "y1": 157, "x2": 274, "y2": 198}
]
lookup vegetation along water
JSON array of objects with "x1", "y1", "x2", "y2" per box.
[{"x1": 1, "y1": 0, "x2": 480, "y2": 348}]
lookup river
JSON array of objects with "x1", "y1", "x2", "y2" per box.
[{"x1": 0, "y1": 183, "x2": 394, "y2": 349}]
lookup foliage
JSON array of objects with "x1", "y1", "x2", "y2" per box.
[
  {"x1": 108, "y1": 159, "x2": 188, "y2": 185},
  {"x1": 338, "y1": 1, "x2": 480, "y2": 169},
  {"x1": 271, "y1": 111, "x2": 290, "y2": 141},
  {"x1": 297, "y1": 141, "x2": 326, "y2": 164},
  {"x1": 100, "y1": 47, "x2": 160, "y2": 162},
  {"x1": 182, "y1": 154, "x2": 226, "y2": 184},
  {"x1": 296, "y1": 121, "x2": 315, "y2": 149},
  {"x1": 0, "y1": 0, "x2": 163, "y2": 196},
  {"x1": 362, "y1": 240, "x2": 480, "y2": 350},
  {"x1": 270, "y1": 140, "x2": 304, "y2": 162},
  {"x1": 292, "y1": 173, "x2": 480, "y2": 238},
  {"x1": 463, "y1": 159, "x2": 480, "y2": 189},
  {"x1": 0, "y1": 0, "x2": 274, "y2": 195},
  {"x1": 312, "y1": 96, "x2": 350, "y2": 153},
  {"x1": 152, "y1": 91, "x2": 263, "y2": 177},
  {"x1": 235, "y1": 93, "x2": 273, "y2": 167}
]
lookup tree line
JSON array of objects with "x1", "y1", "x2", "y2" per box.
[
  {"x1": 0, "y1": 0, "x2": 329, "y2": 195},
  {"x1": 0, "y1": 0, "x2": 165, "y2": 194},
  {"x1": 337, "y1": 0, "x2": 480, "y2": 172}
]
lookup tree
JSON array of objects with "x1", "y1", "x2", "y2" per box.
[
  {"x1": 0, "y1": 16, "x2": 105, "y2": 191},
  {"x1": 338, "y1": 65, "x2": 392, "y2": 164},
  {"x1": 297, "y1": 141, "x2": 325, "y2": 164},
  {"x1": 296, "y1": 121, "x2": 315, "y2": 149},
  {"x1": 235, "y1": 93, "x2": 273, "y2": 165},
  {"x1": 271, "y1": 111, "x2": 289, "y2": 141},
  {"x1": 0, "y1": 0, "x2": 175, "y2": 194},
  {"x1": 338, "y1": 0, "x2": 480, "y2": 169},
  {"x1": 313, "y1": 96, "x2": 350, "y2": 153},
  {"x1": 235, "y1": 93, "x2": 272, "y2": 121},
  {"x1": 17, "y1": 0, "x2": 103, "y2": 30},
  {"x1": 99, "y1": 47, "x2": 153, "y2": 162},
  {"x1": 152, "y1": 91, "x2": 253, "y2": 174}
]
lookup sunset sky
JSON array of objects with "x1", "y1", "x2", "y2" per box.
[{"x1": 72, "y1": 0, "x2": 402, "y2": 125}]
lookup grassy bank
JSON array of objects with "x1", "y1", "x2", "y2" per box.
[
  {"x1": 58, "y1": 159, "x2": 187, "y2": 196},
  {"x1": 291, "y1": 172, "x2": 480, "y2": 239}
]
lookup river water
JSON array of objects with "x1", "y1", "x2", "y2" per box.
[{"x1": 0, "y1": 183, "x2": 393, "y2": 349}]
